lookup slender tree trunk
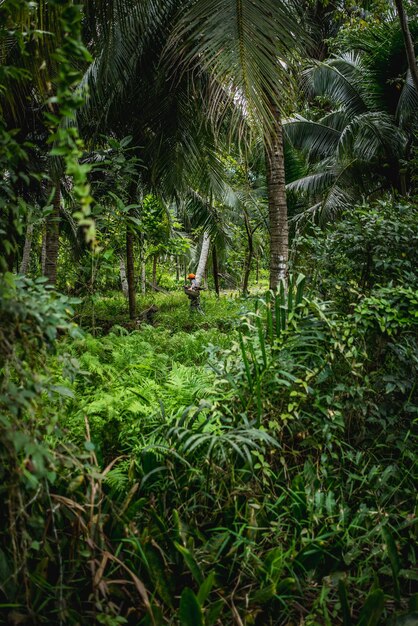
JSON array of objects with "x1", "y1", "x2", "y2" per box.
[
  {"x1": 394, "y1": 0, "x2": 418, "y2": 94},
  {"x1": 20, "y1": 223, "x2": 34, "y2": 275},
  {"x1": 44, "y1": 184, "x2": 60, "y2": 285},
  {"x1": 41, "y1": 227, "x2": 46, "y2": 274},
  {"x1": 141, "y1": 261, "x2": 146, "y2": 294},
  {"x1": 152, "y1": 254, "x2": 158, "y2": 290},
  {"x1": 264, "y1": 106, "x2": 288, "y2": 290},
  {"x1": 242, "y1": 212, "x2": 254, "y2": 295},
  {"x1": 126, "y1": 226, "x2": 136, "y2": 319},
  {"x1": 212, "y1": 245, "x2": 220, "y2": 296},
  {"x1": 195, "y1": 231, "x2": 211, "y2": 286},
  {"x1": 256, "y1": 254, "x2": 259, "y2": 283},
  {"x1": 139, "y1": 232, "x2": 146, "y2": 294},
  {"x1": 176, "y1": 256, "x2": 180, "y2": 281},
  {"x1": 119, "y1": 255, "x2": 129, "y2": 297}
]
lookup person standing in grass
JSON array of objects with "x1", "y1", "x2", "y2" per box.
[{"x1": 184, "y1": 273, "x2": 204, "y2": 313}]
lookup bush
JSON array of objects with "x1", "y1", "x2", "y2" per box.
[{"x1": 295, "y1": 199, "x2": 418, "y2": 306}]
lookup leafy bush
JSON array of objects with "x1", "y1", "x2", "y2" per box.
[{"x1": 295, "y1": 199, "x2": 418, "y2": 306}]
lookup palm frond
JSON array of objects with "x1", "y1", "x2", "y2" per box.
[
  {"x1": 302, "y1": 53, "x2": 368, "y2": 115},
  {"x1": 338, "y1": 112, "x2": 406, "y2": 162},
  {"x1": 284, "y1": 116, "x2": 341, "y2": 160},
  {"x1": 286, "y1": 170, "x2": 336, "y2": 197},
  {"x1": 167, "y1": 0, "x2": 305, "y2": 133},
  {"x1": 396, "y1": 70, "x2": 418, "y2": 131}
]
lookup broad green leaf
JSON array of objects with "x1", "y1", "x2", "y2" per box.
[{"x1": 179, "y1": 588, "x2": 203, "y2": 626}]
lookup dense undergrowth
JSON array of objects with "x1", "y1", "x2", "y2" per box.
[{"x1": 1, "y1": 201, "x2": 418, "y2": 625}]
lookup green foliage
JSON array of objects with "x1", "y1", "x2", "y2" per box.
[
  {"x1": 1, "y1": 2, "x2": 418, "y2": 625},
  {"x1": 37, "y1": 252, "x2": 416, "y2": 624},
  {"x1": 295, "y1": 199, "x2": 418, "y2": 304},
  {"x1": 76, "y1": 290, "x2": 243, "y2": 333}
]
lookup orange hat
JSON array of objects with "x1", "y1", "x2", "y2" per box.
[{"x1": 187, "y1": 273, "x2": 196, "y2": 279}]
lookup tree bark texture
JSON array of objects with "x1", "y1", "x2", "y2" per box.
[
  {"x1": 212, "y1": 245, "x2": 220, "y2": 296},
  {"x1": 126, "y1": 226, "x2": 136, "y2": 319},
  {"x1": 44, "y1": 184, "x2": 60, "y2": 285},
  {"x1": 119, "y1": 255, "x2": 129, "y2": 297},
  {"x1": 394, "y1": 0, "x2": 418, "y2": 94},
  {"x1": 264, "y1": 108, "x2": 288, "y2": 290},
  {"x1": 20, "y1": 223, "x2": 34, "y2": 275},
  {"x1": 195, "y1": 231, "x2": 211, "y2": 286}
]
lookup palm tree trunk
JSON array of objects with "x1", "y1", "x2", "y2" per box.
[
  {"x1": 20, "y1": 223, "x2": 34, "y2": 275},
  {"x1": 44, "y1": 184, "x2": 60, "y2": 285},
  {"x1": 195, "y1": 231, "x2": 211, "y2": 286},
  {"x1": 126, "y1": 226, "x2": 136, "y2": 319},
  {"x1": 264, "y1": 106, "x2": 288, "y2": 290},
  {"x1": 212, "y1": 245, "x2": 220, "y2": 296},
  {"x1": 119, "y1": 254, "x2": 129, "y2": 297},
  {"x1": 394, "y1": 0, "x2": 418, "y2": 94}
]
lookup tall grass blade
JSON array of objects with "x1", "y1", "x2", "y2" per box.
[
  {"x1": 338, "y1": 579, "x2": 352, "y2": 626},
  {"x1": 357, "y1": 588, "x2": 385, "y2": 626}
]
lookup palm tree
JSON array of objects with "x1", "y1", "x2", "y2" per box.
[
  {"x1": 168, "y1": 0, "x2": 305, "y2": 289},
  {"x1": 284, "y1": 34, "x2": 418, "y2": 222},
  {"x1": 79, "y1": 0, "x2": 306, "y2": 291}
]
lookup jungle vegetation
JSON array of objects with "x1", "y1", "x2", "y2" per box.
[{"x1": 1, "y1": 1, "x2": 417, "y2": 625}]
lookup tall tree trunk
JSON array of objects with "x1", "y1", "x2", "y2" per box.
[
  {"x1": 176, "y1": 256, "x2": 180, "y2": 281},
  {"x1": 242, "y1": 212, "x2": 254, "y2": 296},
  {"x1": 119, "y1": 254, "x2": 129, "y2": 297},
  {"x1": 195, "y1": 231, "x2": 211, "y2": 286},
  {"x1": 44, "y1": 184, "x2": 60, "y2": 285},
  {"x1": 141, "y1": 261, "x2": 146, "y2": 294},
  {"x1": 152, "y1": 254, "x2": 158, "y2": 290},
  {"x1": 41, "y1": 227, "x2": 46, "y2": 274},
  {"x1": 20, "y1": 223, "x2": 34, "y2": 275},
  {"x1": 394, "y1": 0, "x2": 418, "y2": 94},
  {"x1": 126, "y1": 226, "x2": 136, "y2": 319},
  {"x1": 212, "y1": 245, "x2": 220, "y2": 296},
  {"x1": 264, "y1": 107, "x2": 288, "y2": 290},
  {"x1": 139, "y1": 232, "x2": 146, "y2": 294},
  {"x1": 256, "y1": 254, "x2": 259, "y2": 283}
]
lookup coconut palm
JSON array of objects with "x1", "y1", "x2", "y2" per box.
[
  {"x1": 284, "y1": 29, "x2": 418, "y2": 223},
  {"x1": 79, "y1": 0, "x2": 306, "y2": 290}
]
